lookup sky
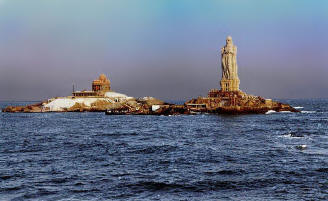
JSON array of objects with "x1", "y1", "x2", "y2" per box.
[{"x1": 0, "y1": 0, "x2": 327, "y2": 101}]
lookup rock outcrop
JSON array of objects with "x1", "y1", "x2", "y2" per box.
[
  {"x1": 2, "y1": 102, "x2": 45, "y2": 113},
  {"x1": 1, "y1": 95, "x2": 168, "y2": 113},
  {"x1": 185, "y1": 90, "x2": 299, "y2": 114}
]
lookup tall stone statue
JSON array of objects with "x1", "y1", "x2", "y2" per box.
[{"x1": 220, "y1": 36, "x2": 240, "y2": 91}]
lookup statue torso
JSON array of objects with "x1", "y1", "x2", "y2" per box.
[{"x1": 222, "y1": 45, "x2": 236, "y2": 55}]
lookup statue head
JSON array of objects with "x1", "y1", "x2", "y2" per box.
[{"x1": 226, "y1": 36, "x2": 233, "y2": 45}]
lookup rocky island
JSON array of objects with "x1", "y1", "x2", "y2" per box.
[
  {"x1": 2, "y1": 74, "x2": 168, "y2": 113},
  {"x1": 2, "y1": 36, "x2": 299, "y2": 115},
  {"x1": 184, "y1": 36, "x2": 299, "y2": 114}
]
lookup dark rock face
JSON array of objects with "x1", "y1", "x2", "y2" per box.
[{"x1": 105, "y1": 105, "x2": 189, "y2": 116}]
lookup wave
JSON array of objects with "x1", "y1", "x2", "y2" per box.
[
  {"x1": 284, "y1": 132, "x2": 304, "y2": 138},
  {"x1": 280, "y1": 111, "x2": 292, "y2": 113},
  {"x1": 316, "y1": 168, "x2": 328, "y2": 173},
  {"x1": 293, "y1": 106, "x2": 304, "y2": 109},
  {"x1": 1, "y1": 185, "x2": 22, "y2": 191},
  {"x1": 128, "y1": 145, "x2": 177, "y2": 154},
  {"x1": 265, "y1": 110, "x2": 276, "y2": 114},
  {"x1": 97, "y1": 132, "x2": 139, "y2": 137},
  {"x1": 122, "y1": 177, "x2": 289, "y2": 193},
  {"x1": 204, "y1": 169, "x2": 245, "y2": 176},
  {"x1": 282, "y1": 130, "x2": 314, "y2": 138},
  {"x1": 301, "y1": 111, "x2": 316, "y2": 113},
  {"x1": 266, "y1": 110, "x2": 293, "y2": 114}
]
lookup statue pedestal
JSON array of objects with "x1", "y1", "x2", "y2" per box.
[{"x1": 220, "y1": 79, "x2": 240, "y2": 92}]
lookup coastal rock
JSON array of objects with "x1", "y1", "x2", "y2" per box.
[
  {"x1": 137, "y1": 97, "x2": 165, "y2": 107},
  {"x1": 67, "y1": 102, "x2": 88, "y2": 112},
  {"x1": 185, "y1": 90, "x2": 299, "y2": 114},
  {"x1": 2, "y1": 95, "x2": 167, "y2": 113},
  {"x1": 2, "y1": 102, "x2": 44, "y2": 113}
]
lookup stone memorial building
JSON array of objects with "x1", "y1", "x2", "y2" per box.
[{"x1": 72, "y1": 74, "x2": 111, "y2": 97}]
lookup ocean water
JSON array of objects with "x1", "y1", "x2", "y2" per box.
[{"x1": 0, "y1": 99, "x2": 327, "y2": 201}]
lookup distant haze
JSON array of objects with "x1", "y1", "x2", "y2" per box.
[{"x1": 0, "y1": 0, "x2": 327, "y2": 101}]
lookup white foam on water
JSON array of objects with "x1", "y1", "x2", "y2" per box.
[
  {"x1": 281, "y1": 133, "x2": 304, "y2": 139},
  {"x1": 282, "y1": 133, "x2": 292, "y2": 138},
  {"x1": 266, "y1": 110, "x2": 294, "y2": 114},
  {"x1": 293, "y1": 106, "x2": 304, "y2": 109},
  {"x1": 280, "y1": 111, "x2": 292, "y2": 113},
  {"x1": 301, "y1": 111, "x2": 316, "y2": 114},
  {"x1": 265, "y1": 110, "x2": 276, "y2": 114}
]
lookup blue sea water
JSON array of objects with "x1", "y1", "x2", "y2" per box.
[{"x1": 0, "y1": 99, "x2": 327, "y2": 201}]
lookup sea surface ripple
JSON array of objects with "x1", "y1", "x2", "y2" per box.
[{"x1": 0, "y1": 99, "x2": 327, "y2": 200}]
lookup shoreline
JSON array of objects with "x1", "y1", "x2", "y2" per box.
[{"x1": 2, "y1": 93, "x2": 300, "y2": 115}]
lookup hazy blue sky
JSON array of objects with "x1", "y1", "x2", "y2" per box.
[{"x1": 0, "y1": 0, "x2": 327, "y2": 101}]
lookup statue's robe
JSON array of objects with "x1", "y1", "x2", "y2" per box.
[{"x1": 221, "y1": 45, "x2": 237, "y2": 80}]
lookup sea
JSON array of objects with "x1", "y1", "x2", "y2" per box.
[{"x1": 0, "y1": 99, "x2": 327, "y2": 201}]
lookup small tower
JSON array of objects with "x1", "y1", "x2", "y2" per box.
[{"x1": 220, "y1": 36, "x2": 240, "y2": 92}]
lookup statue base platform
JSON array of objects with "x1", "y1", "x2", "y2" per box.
[
  {"x1": 220, "y1": 79, "x2": 240, "y2": 92},
  {"x1": 185, "y1": 89, "x2": 299, "y2": 114}
]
